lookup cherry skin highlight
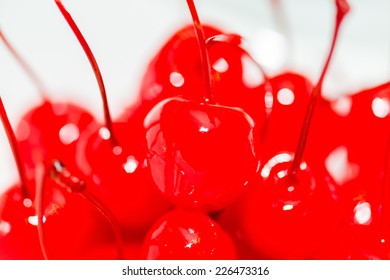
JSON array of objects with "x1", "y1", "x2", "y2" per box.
[
  {"x1": 141, "y1": 209, "x2": 237, "y2": 260},
  {"x1": 144, "y1": 97, "x2": 258, "y2": 211}
]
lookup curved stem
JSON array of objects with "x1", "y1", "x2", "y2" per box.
[
  {"x1": 50, "y1": 160, "x2": 86, "y2": 193},
  {"x1": 35, "y1": 163, "x2": 50, "y2": 260},
  {"x1": 205, "y1": 34, "x2": 273, "y2": 144},
  {"x1": 79, "y1": 191, "x2": 124, "y2": 260},
  {"x1": 186, "y1": 0, "x2": 214, "y2": 103},
  {"x1": 0, "y1": 29, "x2": 48, "y2": 99},
  {"x1": 49, "y1": 160, "x2": 124, "y2": 259},
  {"x1": 54, "y1": 0, "x2": 118, "y2": 146},
  {"x1": 0, "y1": 97, "x2": 30, "y2": 199},
  {"x1": 289, "y1": 0, "x2": 350, "y2": 177}
]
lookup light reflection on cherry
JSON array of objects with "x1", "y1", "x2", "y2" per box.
[{"x1": 141, "y1": 209, "x2": 237, "y2": 260}]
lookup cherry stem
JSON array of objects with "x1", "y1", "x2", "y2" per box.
[
  {"x1": 35, "y1": 163, "x2": 50, "y2": 260},
  {"x1": 206, "y1": 34, "x2": 273, "y2": 144},
  {"x1": 289, "y1": 0, "x2": 350, "y2": 177},
  {"x1": 49, "y1": 160, "x2": 124, "y2": 259},
  {"x1": 54, "y1": 0, "x2": 118, "y2": 146},
  {"x1": 79, "y1": 191, "x2": 125, "y2": 260},
  {"x1": 186, "y1": 0, "x2": 215, "y2": 103},
  {"x1": 0, "y1": 29, "x2": 48, "y2": 99},
  {"x1": 0, "y1": 97, "x2": 30, "y2": 199}
]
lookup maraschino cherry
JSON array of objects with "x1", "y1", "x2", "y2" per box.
[
  {"x1": 141, "y1": 209, "x2": 236, "y2": 260},
  {"x1": 219, "y1": 0, "x2": 350, "y2": 259},
  {"x1": 323, "y1": 83, "x2": 390, "y2": 224},
  {"x1": 0, "y1": 98, "x2": 111, "y2": 260},
  {"x1": 130, "y1": 19, "x2": 269, "y2": 131},
  {"x1": 53, "y1": 0, "x2": 172, "y2": 234},
  {"x1": 143, "y1": 0, "x2": 258, "y2": 212},
  {"x1": 316, "y1": 123, "x2": 390, "y2": 260}
]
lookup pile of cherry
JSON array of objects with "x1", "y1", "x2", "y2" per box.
[{"x1": 1, "y1": 0, "x2": 390, "y2": 260}]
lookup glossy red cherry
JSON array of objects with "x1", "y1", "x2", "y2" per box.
[
  {"x1": 144, "y1": 97, "x2": 257, "y2": 211},
  {"x1": 15, "y1": 101, "x2": 96, "y2": 178},
  {"x1": 76, "y1": 122, "x2": 172, "y2": 234},
  {"x1": 143, "y1": 0, "x2": 258, "y2": 211},
  {"x1": 0, "y1": 97, "x2": 112, "y2": 260},
  {"x1": 0, "y1": 180, "x2": 110, "y2": 260},
  {"x1": 220, "y1": 154, "x2": 339, "y2": 259},
  {"x1": 141, "y1": 209, "x2": 237, "y2": 260},
  {"x1": 129, "y1": 24, "x2": 267, "y2": 127}
]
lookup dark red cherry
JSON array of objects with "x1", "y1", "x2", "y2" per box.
[
  {"x1": 76, "y1": 122, "x2": 172, "y2": 234},
  {"x1": 144, "y1": 97, "x2": 258, "y2": 211},
  {"x1": 141, "y1": 209, "x2": 237, "y2": 260},
  {"x1": 15, "y1": 101, "x2": 96, "y2": 178}
]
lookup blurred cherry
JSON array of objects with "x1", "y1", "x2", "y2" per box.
[
  {"x1": 16, "y1": 101, "x2": 96, "y2": 178},
  {"x1": 141, "y1": 209, "x2": 237, "y2": 260}
]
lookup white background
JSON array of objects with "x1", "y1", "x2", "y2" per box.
[{"x1": 0, "y1": 0, "x2": 389, "y2": 192}]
